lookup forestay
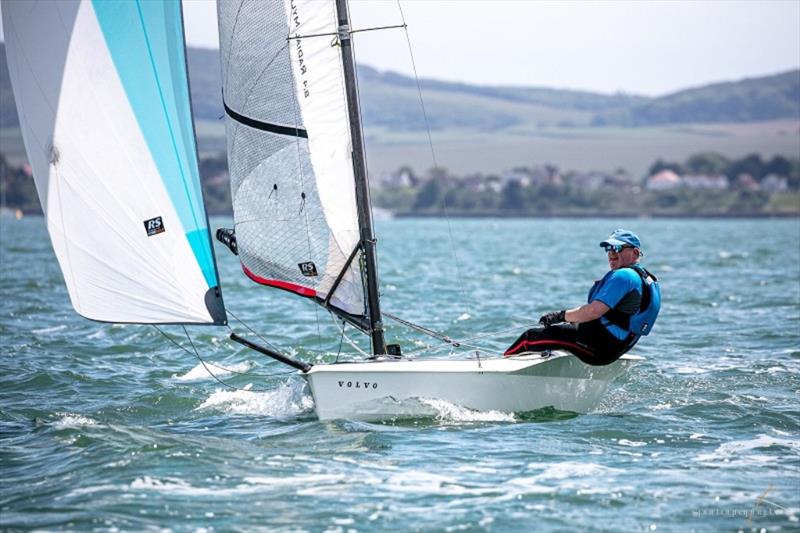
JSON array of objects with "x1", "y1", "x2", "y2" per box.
[
  {"x1": 3, "y1": 0, "x2": 225, "y2": 324},
  {"x1": 217, "y1": 0, "x2": 366, "y2": 320}
]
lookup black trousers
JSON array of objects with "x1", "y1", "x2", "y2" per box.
[{"x1": 504, "y1": 320, "x2": 633, "y2": 366}]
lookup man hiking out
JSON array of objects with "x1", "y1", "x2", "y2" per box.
[{"x1": 505, "y1": 229, "x2": 661, "y2": 365}]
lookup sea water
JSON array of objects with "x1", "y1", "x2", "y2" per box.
[{"x1": 1, "y1": 216, "x2": 798, "y2": 531}]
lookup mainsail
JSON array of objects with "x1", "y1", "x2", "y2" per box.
[
  {"x1": 217, "y1": 0, "x2": 369, "y2": 324},
  {"x1": 3, "y1": 0, "x2": 225, "y2": 325}
]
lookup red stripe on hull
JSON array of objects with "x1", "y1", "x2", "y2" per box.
[
  {"x1": 504, "y1": 339, "x2": 594, "y2": 357},
  {"x1": 242, "y1": 265, "x2": 317, "y2": 298}
]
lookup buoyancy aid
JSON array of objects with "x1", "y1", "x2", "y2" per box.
[{"x1": 592, "y1": 264, "x2": 661, "y2": 337}]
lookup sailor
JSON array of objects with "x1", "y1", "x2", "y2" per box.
[{"x1": 505, "y1": 229, "x2": 661, "y2": 365}]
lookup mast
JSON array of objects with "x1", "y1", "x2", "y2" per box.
[{"x1": 334, "y1": 0, "x2": 386, "y2": 355}]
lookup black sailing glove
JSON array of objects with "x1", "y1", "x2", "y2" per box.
[{"x1": 539, "y1": 310, "x2": 566, "y2": 327}]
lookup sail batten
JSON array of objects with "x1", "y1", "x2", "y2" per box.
[
  {"x1": 3, "y1": 0, "x2": 225, "y2": 325},
  {"x1": 223, "y1": 100, "x2": 309, "y2": 138}
]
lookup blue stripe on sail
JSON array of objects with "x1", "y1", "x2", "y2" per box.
[
  {"x1": 92, "y1": 0, "x2": 217, "y2": 289},
  {"x1": 186, "y1": 229, "x2": 216, "y2": 296}
]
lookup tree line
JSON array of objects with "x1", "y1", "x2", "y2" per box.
[
  {"x1": 374, "y1": 152, "x2": 800, "y2": 216},
  {"x1": 2, "y1": 151, "x2": 798, "y2": 216},
  {"x1": 648, "y1": 152, "x2": 798, "y2": 186}
]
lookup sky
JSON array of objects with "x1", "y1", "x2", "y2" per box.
[
  {"x1": 181, "y1": 0, "x2": 800, "y2": 96},
  {"x1": 0, "y1": 1, "x2": 797, "y2": 96}
]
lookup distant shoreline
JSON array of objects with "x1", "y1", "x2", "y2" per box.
[{"x1": 392, "y1": 212, "x2": 800, "y2": 219}]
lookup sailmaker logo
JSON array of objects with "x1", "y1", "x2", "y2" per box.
[
  {"x1": 338, "y1": 380, "x2": 378, "y2": 390},
  {"x1": 144, "y1": 216, "x2": 165, "y2": 237},
  {"x1": 289, "y1": 0, "x2": 310, "y2": 98}
]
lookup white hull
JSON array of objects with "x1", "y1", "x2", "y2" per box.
[{"x1": 304, "y1": 352, "x2": 642, "y2": 421}]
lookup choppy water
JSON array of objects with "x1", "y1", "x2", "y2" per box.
[{"x1": 1, "y1": 216, "x2": 799, "y2": 531}]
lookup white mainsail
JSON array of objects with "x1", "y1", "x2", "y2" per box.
[
  {"x1": 217, "y1": 0, "x2": 365, "y2": 318},
  {"x1": 3, "y1": 0, "x2": 225, "y2": 324}
]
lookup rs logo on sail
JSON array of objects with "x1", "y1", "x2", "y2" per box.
[
  {"x1": 143, "y1": 216, "x2": 165, "y2": 237},
  {"x1": 338, "y1": 381, "x2": 378, "y2": 390}
]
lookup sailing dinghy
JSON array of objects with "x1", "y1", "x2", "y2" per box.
[
  {"x1": 215, "y1": 0, "x2": 640, "y2": 420},
  {"x1": 4, "y1": 0, "x2": 640, "y2": 422}
]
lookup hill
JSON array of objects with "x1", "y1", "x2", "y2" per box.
[
  {"x1": 2, "y1": 44, "x2": 798, "y2": 131},
  {"x1": 180, "y1": 48, "x2": 799, "y2": 131},
  {"x1": 593, "y1": 71, "x2": 800, "y2": 126},
  {"x1": 176, "y1": 47, "x2": 622, "y2": 133}
]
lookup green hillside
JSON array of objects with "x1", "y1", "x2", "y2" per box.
[
  {"x1": 2, "y1": 44, "x2": 797, "y2": 132},
  {"x1": 180, "y1": 48, "x2": 800, "y2": 133},
  {"x1": 180, "y1": 48, "x2": 603, "y2": 134},
  {"x1": 593, "y1": 71, "x2": 800, "y2": 126},
  {"x1": 355, "y1": 67, "x2": 646, "y2": 132}
]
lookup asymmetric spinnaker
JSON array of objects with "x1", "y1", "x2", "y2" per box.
[{"x1": 3, "y1": 0, "x2": 225, "y2": 324}]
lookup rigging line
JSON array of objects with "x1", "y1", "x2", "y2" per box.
[
  {"x1": 396, "y1": 1, "x2": 472, "y2": 317},
  {"x1": 153, "y1": 325, "x2": 296, "y2": 380},
  {"x1": 226, "y1": 307, "x2": 330, "y2": 358},
  {"x1": 286, "y1": 23, "x2": 407, "y2": 41},
  {"x1": 401, "y1": 331, "x2": 500, "y2": 356},
  {"x1": 382, "y1": 311, "x2": 460, "y2": 347},
  {"x1": 349, "y1": 24, "x2": 376, "y2": 241},
  {"x1": 331, "y1": 313, "x2": 371, "y2": 358},
  {"x1": 178, "y1": 325, "x2": 288, "y2": 392},
  {"x1": 225, "y1": 308, "x2": 282, "y2": 352},
  {"x1": 397, "y1": 325, "x2": 501, "y2": 354},
  {"x1": 402, "y1": 323, "x2": 537, "y2": 355},
  {"x1": 397, "y1": 334, "x2": 498, "y2": 357},
  {"x1": 228, "y1": 306, "x2": 366, "y2": 364},
  {"x1": 456, "y1": 321, "x2": 540, "y2": 344},
  {"x1": 399, "y1": 318, "x2": 536, "y2": 348},
  {"x1": 335, "y1": 320, "x2": 346, "y2": 363},
  {"x1": 403, "y1": 342, "x2": 498, "y2": 358},
  {"x1": 380, "y1": 312, "x2": 536, "y2": 355},
  {"x1": 350, "y1": 23, "x2": 408, "y2": 35}
]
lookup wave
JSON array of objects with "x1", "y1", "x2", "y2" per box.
[
  {"x1": 195, "y1": 381, "x2": 313, "y2": 417},
  {"x1": 51, "y1": 413, "x2": 98, "y2": 428},
  {"x1": 694, "y1": 434, "x2": 800, "y2": 468},
  {"x1": 31, "y1": 325, "x2": 67, "y2": 335},
  {"x1": 173, "y1": 361, "x2": 254, "y2": 382},
  {"x1": 419, "y1": 398, "x2": 516, "y2": 423},
  {"x1": 501, "y1": 462, "x2": 628, "y2": 498},
  {"x1": 131, "y1": 476, "x2": 253, "y2": 497}
]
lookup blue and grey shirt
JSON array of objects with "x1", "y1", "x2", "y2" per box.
[{"x1": 588, "y1": 266, "x2": 643, "y2": 340}]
